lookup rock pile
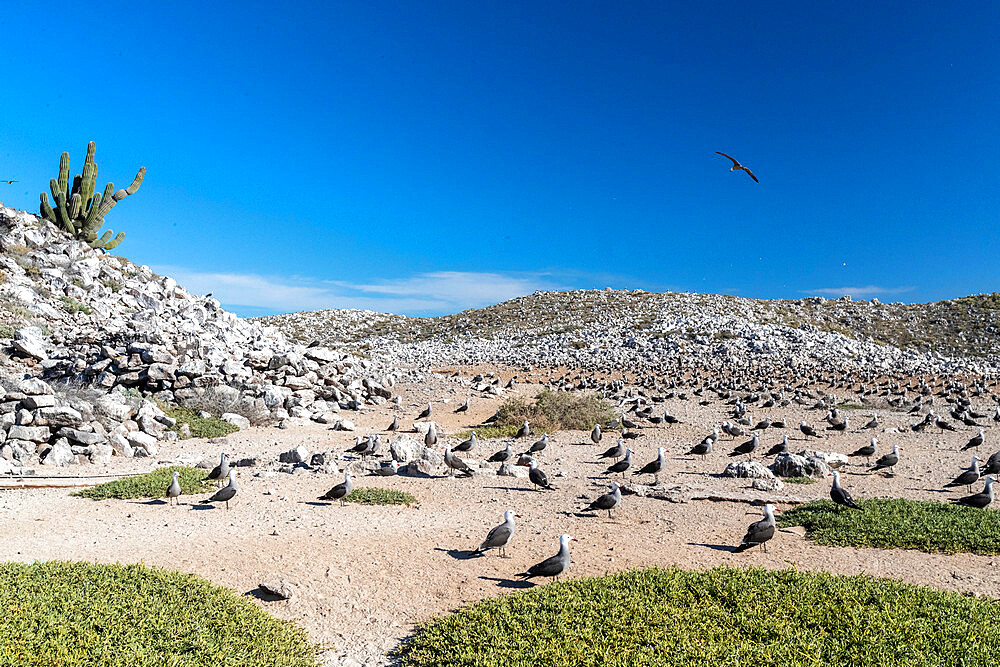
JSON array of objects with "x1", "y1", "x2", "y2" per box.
[
  {"x1": 0, "y1": 207, "x2": 408, "y2": 468},
  {"x1": 0, "y1": 375, "x2": 171, "y2": 470}
]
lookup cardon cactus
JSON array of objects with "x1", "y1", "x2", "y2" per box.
[{"x1": 39, "y1": 141, "x2": 144, "y2": 250}]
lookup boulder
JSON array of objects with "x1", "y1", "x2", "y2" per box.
[
  {"x1": 221, "y1": 413, "x2": 251, "y2": 430},
  {"x1": 389, "y1": 436, "x2": 423, "y2": 463},
  {"x1": 22, "y1": 394, "x2": 56, "y2": 409},
  {"x1": 41, "y1": 439, "x2": 74, "y2": 467},
  {"x1": 722, "y1": 460, "x2": 775, "y2": 479},
  {"x1": 7, "y1": 425, "x2": 51, "y2": 443},
  {"x1": 752, "y1": 478, "x2": 785, "y2": 491},
  {"x1": 800, "y1": 449, "x2": 849, "y2": 470},
  {"x1": 88, "y1": 443, "x2": 113, "y2": 465},
  {"x1": 18, "y1": 377, "x2": 53, "y2": 395},
  {"x1": 258, "y1": 579, "x2": 295, "y2": 600},
  {"x1": 772, "y1": 452, "x2": 831, "y2": 478},
  {"x1": 497, "y1": 463, "x2": 529, "y2": 478},
  {"x1": 56, "y1": 428, "x2": 105, "y2": 445},
  {"x1": 12, "y1": 328, "x2": 46, "y2": 360},
  {"x1": 400, "y1": 459, "x2": 438, "y2": 477},
  {"x1": 279, "y1": 446, "x2": 310, "y2": 464}
]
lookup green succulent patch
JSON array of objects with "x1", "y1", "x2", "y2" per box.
[
  {"x1": 0, "y1": 561, "x2": 320, "y2": 666},
  {"x1": 72, "y1": 466, "x2": 212, "y2": 500},
  {"x1": 398, "y1": 566, "x2": 1000, "y2": 666},
  {"x1": 164, "y1": 405, "x2": 239, "y2": 439},
  {"x1": 451, "y1": 424, "x2": 521, "y2": 440},
  {"x1": 778, "y1": 498, "x2": 1000, "y2": 554},
  {"x1": 343, "y1": 487, "x2": 417, "y2": 505}
]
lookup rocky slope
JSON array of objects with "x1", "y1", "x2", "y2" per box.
[
  {"x1": 263, "y1": 290, "x2": 1000, "y2": 377},
  {"x1": 0, "y1": 208, "x2": 407, "y2": 471}
]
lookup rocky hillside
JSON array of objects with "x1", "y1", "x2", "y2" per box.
[
  {"x1": 0, "y1": 208, "x2": 407, "y2": 472},
  {"x1": 263, "y1": 290, "x2": 1000, "y2": 376}
]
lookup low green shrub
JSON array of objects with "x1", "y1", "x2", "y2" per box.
[
  {"x1": 73, "y1": 466, "x2": 212, "y2": 500},
  {"x1": 0, "y1": 561, "x2": 320, "y2": 666},
  {"x1": 398, "y1": 566, "x2": 1000, "y2": 666},
  {"x1": 778, "y1": 498, "x2": 1000, "y2": 554}
]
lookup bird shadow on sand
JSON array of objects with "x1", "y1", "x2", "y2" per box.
[
  {"x1": 244, "y1": 588, "x2": 288, "y2": 602},
  {"x1": 135, "y1": 499, "x2": 168, "y2": 506},
  {"x1": 302, "y1": 501, "x2": 333, "y2": 506},
  {"x1": 481, "y1": 486, "x2": 536, "y2": 493},
  {"x1": 688, "y1": 542, "x2": 740, "y2": 553},
  {"x1": 434, "y1": 547, "x2": 481, "y2": 561},
  {"x1": 480, "y1": 576, "x2": 534, "y2": 589},
  {"x1": 912, "y1": 488, "x2": 952, "y2": 494},
  {"x1": 189, "y1": 503, "x2": 217, "y2": 511}
]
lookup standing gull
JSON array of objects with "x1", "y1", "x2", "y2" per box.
[
  {"x1": 488, "y1": 443, "x2": 514, "y2": 464},
  {"x1": 444, "y1": 446, "x2": 474, "y2": 477},
  {"x1": 870, "y1": 444, "x2": 901, "y2": 474},
  {"x1": 584, "y1": 482, "x2": 622, "y2": 518},
  {"x1": 764, "y1": 435, "x2": 789, "y2": 457},
  {"x1": 204, "y1": 452, "x2": 230, "y2": 488},
  {"x1": 474, "y1": 510, "x2": 520, "y2": 558},
  {"x1": 591, "y1": 424, "x2": 602, "y2": 445},
  {"x1": 453, "y1": 431, "x2": 477, "y2": 453},
  {"x1": 945, "y1": 456, "x2": 981, "y2": 493},
  {"x1": 527, "y1": 460, "x2": 556, "y2": 491},
  {"x1": 166, "y1": 471, "x2": 181, "y2": 506},
  {"x1": 963, "y1": 429, "x2": 986, "y2": 451},
  {"x1": 635, "y1": 447, "x2": 668, "y2": 484},
  {"x1": 829, "y1": 472, "x2": 860, "y2": 509},
  {"x1": 516, "y1": 421, "x2": 531, "y2": 439},
  {"x1": 416, "y1": 402, "x2": 432, "y2": 420},
  {"x1": 956, "y1": 476, "x2": 995, "y2": 508},
  {"x1": 598, "y1": 438, "x2": 626, "y2": 462},
  {"x1": 605, "y1": 448, "x2": 633, "y2": 477},
  {"x1": 518, "y1": 534, "x2": 576, "y2": 583},
  {"x1": 849, "y1": 437, "x2": 878, "y2": 465},
  {"x1": 319, "y1": 471, "x2": 354, "y2": 505},
  {"x1": 203, "y1": 470, "x2": 239, "y2": 509},
  {"x1": 734, "y1": 504, "x2": 778, "y2": 552}
]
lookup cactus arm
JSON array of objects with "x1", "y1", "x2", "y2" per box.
[
  {"x1": 94, "y1": 182, "x2": 117, "y2": 220},
  {"x1": 68, "y1": 193, "x2": 82, "y2": 219},
  {"x1": 39, "y1": 193, "x2": 56, "y2": 223},
  {"x1": 125, "y1": 166, "x2": 145, "y2": 195},
  {"x1": 50, "y1": 178, "x2": 74, "y2": 234},
  {"x1": 82, "y1": 192, "x2": 102, "y2": 231},
  {"x1": 89, "y1": 230, "x2": 114, "y2": 248},
  {"x1": 104, "y1": 232, "x2": 125, "y2": 250},
  {"x1": 57, "y1": 152, "x2": 70, "y2": 200},
  {"x1": 80, "y1": 147, "x2": 97, "y2": 214}
]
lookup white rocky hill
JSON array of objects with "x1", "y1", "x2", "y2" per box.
[{"x1": 264, "y1": 290, "x2": 1000, "y2": 377}]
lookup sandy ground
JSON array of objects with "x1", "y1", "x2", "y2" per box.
[{"x1": 2, "y1": 370, "x2": 999, "y2": 665}]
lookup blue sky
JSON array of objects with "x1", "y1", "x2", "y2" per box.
[{"x1": 1, "y1": 1, "x2": 998, "y2": 316}]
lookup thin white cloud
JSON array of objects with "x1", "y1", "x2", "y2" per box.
[
  {"x1": 150, "y1": 265, "x2": 559, "y2": 315},
  {"x1": 803, "y1": 286, "x2": 915, "y2": 298}
]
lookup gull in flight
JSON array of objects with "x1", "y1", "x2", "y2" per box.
[
  {"x1": 715, "y1": 152, "x2": 758, "y2": 183},
  {"x1": 1, "y1": 180, "x2": 17, "y2": 184}
]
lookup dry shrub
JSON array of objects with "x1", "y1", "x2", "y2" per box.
[
  {"x1": 496, "y1": 390, "x2": 616, "y2": 433},
  {"x1": 182, "y1": 386, "x2": 269, "y2": 425}
]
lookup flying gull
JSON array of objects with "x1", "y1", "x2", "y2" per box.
[{"x1": 715, "y1": 152, "x2": 759, "y2": 183}]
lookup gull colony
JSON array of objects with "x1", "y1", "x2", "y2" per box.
[{"x1": 167, "y1": 365, "x2": 1000, "y2": 584}]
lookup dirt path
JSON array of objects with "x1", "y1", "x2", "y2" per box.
[{"x1": 2, "y1": 373, "x2": 998, "y2": 666}]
